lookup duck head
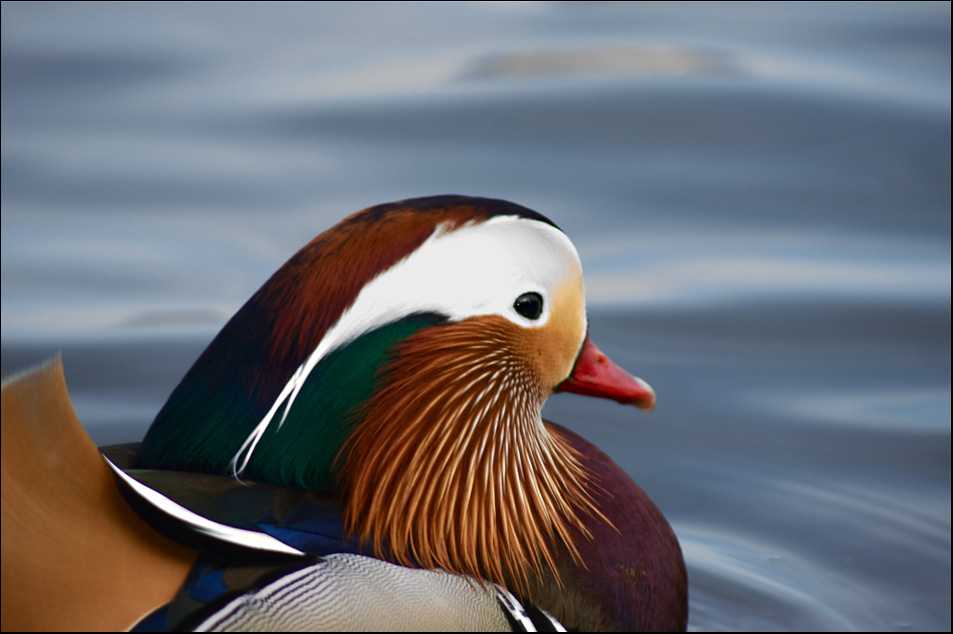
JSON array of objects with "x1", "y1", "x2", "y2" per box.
[{"x1": 138, "y1": 195, "x2": 655, "y2": 590}]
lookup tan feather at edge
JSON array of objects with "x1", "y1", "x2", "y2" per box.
[{"x1": 1, "y1": 357, "x2": 196, "y2": 631}]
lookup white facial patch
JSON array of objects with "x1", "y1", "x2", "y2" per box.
[
  {"x1": 231, "y1": 215, "x2": 584, "y2": 476},
  {"x1": 347, "y1": 216, "x2": 577, "y2": 329}
]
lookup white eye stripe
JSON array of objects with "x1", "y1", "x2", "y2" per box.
[{"x1": 330, "y1": 215, "x2": 574, "y2": 344}]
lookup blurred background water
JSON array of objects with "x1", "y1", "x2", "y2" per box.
[{"x1": 2, "y1": 2, "x2": 949, "y2": 630}]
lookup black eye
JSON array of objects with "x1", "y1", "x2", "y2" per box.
[{"x1": 513, "y1": 292, "x2": 544, "y2": 320}]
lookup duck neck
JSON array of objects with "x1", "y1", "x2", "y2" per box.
[{"x1": 138, "y1": 314, "x2": 443, "y2": 490}]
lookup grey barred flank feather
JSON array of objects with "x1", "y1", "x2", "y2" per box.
[{"x1": 192, "y1": 554, "x2": 514, "y2": 631}]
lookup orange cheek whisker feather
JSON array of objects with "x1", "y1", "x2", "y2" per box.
[{"x1": 339, "y1": 316, "x2": 604, "y2": 592}]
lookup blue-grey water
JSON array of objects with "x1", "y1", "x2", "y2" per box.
[{"x1": 2, "y1": 2, "x2": 949, "y2": 630}]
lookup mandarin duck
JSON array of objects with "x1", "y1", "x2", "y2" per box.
[{"x1": 0, "y1": 196, "x2": 687, "y2": 631}]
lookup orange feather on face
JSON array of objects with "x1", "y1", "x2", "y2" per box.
[{"x1": 339, "y1": 253, "x2": 600, "y2": 592}]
